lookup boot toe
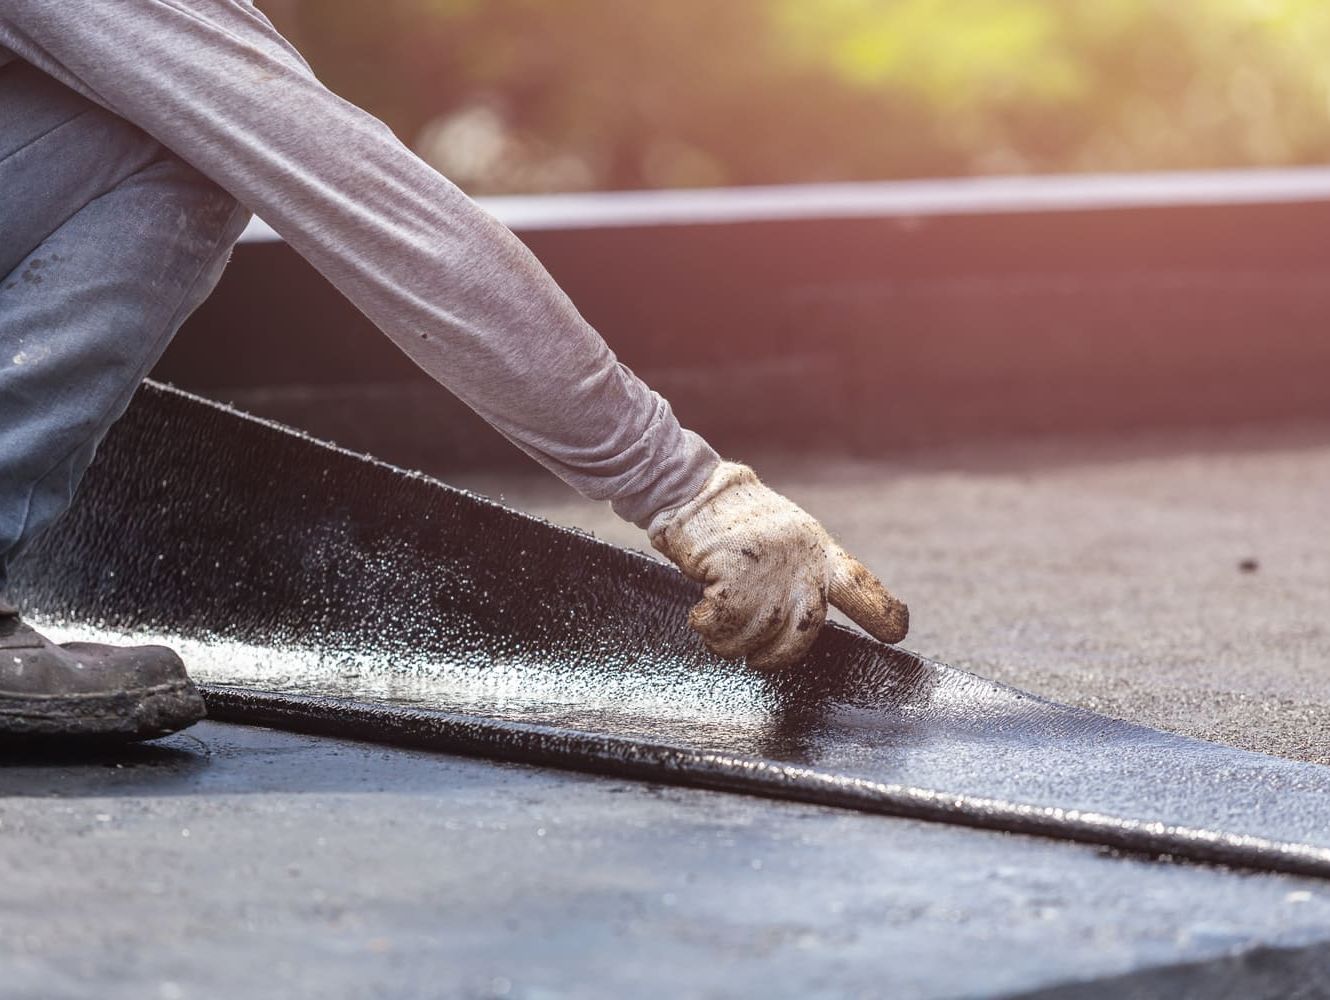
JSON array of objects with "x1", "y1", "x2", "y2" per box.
[
  {"x1": 60, "y1": 641, "x2": 191, "y2": 689},
  {"x1": 2, "y1": 635, "x2": 203, "y2": 740}
]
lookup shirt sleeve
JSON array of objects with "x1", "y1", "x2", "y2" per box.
[{"x1": 0, "y1": 0, "x2": 720, "y2": 527}]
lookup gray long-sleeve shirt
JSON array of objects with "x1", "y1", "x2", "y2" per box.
[{"x1": 0, "y1": 0, "x2": 719, "y2": 526}]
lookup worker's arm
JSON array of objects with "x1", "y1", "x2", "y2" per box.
[
  {"x1": 0, "y1": 0, "x2": 907, "y2": 665},
  {"x1": 0, "y1": 0, "x2": 713, "y2": 526}
]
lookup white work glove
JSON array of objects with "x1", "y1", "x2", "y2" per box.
[{"x1": 648, "y1": 461, "x2": 909, "y2": 670}]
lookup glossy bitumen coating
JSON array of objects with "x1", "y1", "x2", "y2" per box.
[{"x1": 12, "y1": 381, "x2": 1330, "y2": 878}]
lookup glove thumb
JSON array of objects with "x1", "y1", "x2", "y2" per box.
[{"x1": 827, "y1": 546, "x2": 909, "y2": 644}]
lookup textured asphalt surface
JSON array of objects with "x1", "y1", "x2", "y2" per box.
[
  {"x1": 456, "y1": 416, "x2": 1330, "y2": 767},
  {"x1": 5, "y1": 415, "x2": 1330, "y2": 999},
  {"x1": 5, "y1": 722, "x2": 1330, "y2": 1000}
]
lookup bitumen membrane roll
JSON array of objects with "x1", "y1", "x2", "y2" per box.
[{"x1": 12, "y1": 381, "x2": 1330, "y2": 879}]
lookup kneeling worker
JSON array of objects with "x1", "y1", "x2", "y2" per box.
[{"x1": 0, "y1": 1, "x2": 908, "y2": 740}]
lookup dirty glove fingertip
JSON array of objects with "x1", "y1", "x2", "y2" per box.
[{"x1": 828, "y1": 550, "x2": 909, "y2": 644}]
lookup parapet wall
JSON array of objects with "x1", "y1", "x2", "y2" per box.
[{"x1": 159, "y1": 169, "x2": 1330, "y2": 469}]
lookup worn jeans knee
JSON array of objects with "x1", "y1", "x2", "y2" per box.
[{"x1": 0, "y1": 60, "x2": 250, "y2": 588}]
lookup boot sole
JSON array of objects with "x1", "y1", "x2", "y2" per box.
[{"x1": 0, "y1": 678, "x2": 206, "y2": 742}]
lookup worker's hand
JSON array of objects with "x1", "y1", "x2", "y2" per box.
[{"x1": 648, "y1": 462, "x2": 908, "y2": 670}]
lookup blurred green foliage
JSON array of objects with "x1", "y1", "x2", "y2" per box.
[{"x1": 259, "y1": 0, "x2": 1330, "y2": 193}]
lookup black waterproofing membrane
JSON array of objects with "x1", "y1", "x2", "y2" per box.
[{"x1": 12, "y1": 382, "x2": 1330, "y2": 878}]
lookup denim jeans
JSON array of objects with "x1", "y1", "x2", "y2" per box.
[{"x1": 0, "y1": 60, "x2": 250, "y2": 593}]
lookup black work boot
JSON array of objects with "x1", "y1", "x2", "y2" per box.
[{"x1": 0, "y1": 597, "x2": 205, "y2": 741}]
